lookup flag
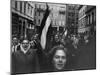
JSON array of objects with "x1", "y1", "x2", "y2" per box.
[
  {"x1": 40, "y1": 16, "x2": 51, "y2": 49},
  {"x1": 40, "y1": 4, "x2": 51, "y2": 50}
]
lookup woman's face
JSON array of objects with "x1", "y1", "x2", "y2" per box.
[{"x1": 53, "y1": 49, "x2": 67, "y2": 70}]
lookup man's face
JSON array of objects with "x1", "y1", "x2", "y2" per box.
[
  {"x1": 53, "y1": 49, "x2": 67, "y2": 70},
  {"x1": 12, "y1": 38, "x2": 18, "y2": 45},
  {"x1": 22, "y1": 40, "x2": 30, "y2": 51}
]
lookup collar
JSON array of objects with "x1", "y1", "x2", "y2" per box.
[{"x1": 20, "y1": 44, "x2": 30, "y2": 54}]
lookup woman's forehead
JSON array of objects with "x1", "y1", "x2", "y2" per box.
[{"x1": 55, "y1": 49, "x2": 66, "y2": 56}]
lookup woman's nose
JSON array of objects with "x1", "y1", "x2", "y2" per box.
[{"x1": 59, "y1": 57, "x2": 62, "y2": 62}]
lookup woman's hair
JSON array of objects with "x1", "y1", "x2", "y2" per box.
[
  {"x1": 49, "y1": 45, "x2": 69, "y2": 56},
  {"x1": 48, "y1": 44, "x2": 69, "y2": 63}
]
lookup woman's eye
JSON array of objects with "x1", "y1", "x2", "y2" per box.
[{"x1": 55, "y1": 56, "x2": 59, "y2": 59}]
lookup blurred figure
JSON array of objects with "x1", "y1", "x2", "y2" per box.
[
  {"x1": 55, "y1": 32, "x2": 60, "y2": 43},
  {"x1": 11, "y1": 37, "x2": 20, "y2": 53},
  {"x1": 84, "y1": 32, "x2": 89, "y2": 44},
  {"x1": 60, "y1": 29, "x2": 68, "y2": 45},
  {"x1": 84, "y1": 35, "x2": 89, "y2": 44},
  {"x1": 48, "y1": 45, "x2": 70, "y2": 71},
  {"x1": 11, "y1": 39, "x2": 40, "y2": 74},
  {"x1": 72, "y1": 35, "x2": 79, "y2": 49}
]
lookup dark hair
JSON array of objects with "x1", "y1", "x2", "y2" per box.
[
  {"x1": 49, "y1": 45, "x2": 69, "y2": 61},
  {"x1": 49, "y1": 45, "x2": 68, "y2": 54},
  {"x1": 49, "y1": 45, "x2": 69, "y2": 56}
]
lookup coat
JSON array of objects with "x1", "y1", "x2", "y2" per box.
[{"x1": 11, "y1": 48, "x2": 40, "y2": 74}]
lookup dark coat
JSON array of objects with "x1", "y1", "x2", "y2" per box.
[{"x1": 11, "y1": 48, "x2": 40, "y2": 74}]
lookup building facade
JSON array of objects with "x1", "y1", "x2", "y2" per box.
[
  {"x1": 78, "y1": 5, "x2": 96, "y2": 35},
  {"x1": 48, "y1": 3, "x2": 66, "y2": 27},
  {"x1": 78, "y1": 5, "x2": 87, "y2": 33},
  {"x1": 85, "y1": 5, "x2": 96, "y2": 35},
  {"x1": 33, "y1": 2, "x2": 67, "y2": 39},
  {"x1": 66, "y1": 4, "x2": 79, "y2": 35},
  {"x1": 34, "y1": 2, "x2": 46, "y2": 26},
  {"x1": 11, "y1": 0, "x2": 35, "y2": 39},
  {"x1": 34, "y1": 2, "x2": 66, "y2": 29}
]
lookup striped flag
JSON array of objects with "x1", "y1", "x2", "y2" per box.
[
  {"x1": 39, "y1": 4, "x2": 51, "y2": 50},
  {"x1": 40, "y1": 16, "x2": 51, "y2": 50}
]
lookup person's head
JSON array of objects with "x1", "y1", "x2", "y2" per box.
[
  {"x1": 21, "y1": 39, "x2": 30, "y2": 51},
  {"x1": 49, "y1": 45, "x2": 69, "y2": 71},
  {"x1": 12, "y1": 37, "x2": 18, "y2": 46}
]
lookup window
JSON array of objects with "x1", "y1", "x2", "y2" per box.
[
  {"x1": 15, "y1": 1, "x2": 17, "y2": 10},
  {"x1": 11, "y1": 0, "x2": 15, "y2": 8},
  {"x1": 20, "y1": 1, "x2": 22, "y2": 13},
  {"x1": 38, "y1": 19, "x2": 40, "y2": 25},
  {"x1": 29, "y1": 6, "x2": 32, "y2": 16},
  {"x1": 92, "y1": 12, "x2": 94, "y2": 24},
  {"x1": 62, "y1": 21, "x2": 65, "y2": 26},
  {"x1": 24, "y1": 2, "x2": 26, "y2": 14},
  {"x1": 28, "y1": 4, "x2": 30, "y2": 14},
  {"x1": 39, "y1": 5, "x2": 41, "y2": 9},
  {"x1": 59, "y1": 21, "x2": 61, "y2": 26},
  {"x1": 89, "y1": 15, "x2": 90, "y2": 24},
  {"x1": 31, "y1": 7, "x2": 33, "y2": 15},
  {"x1": 59, "y1": 11, "x2": 65, "y2": 15},
  {"x1": 17, "y1": 1, "x2": 20, "y2": 11}
]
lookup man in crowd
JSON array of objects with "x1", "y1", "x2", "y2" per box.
[
  {"x1": 11, "y1": 39, "x2": 40, "y2": 74},
  {"x1": 11, "y1": 37, "x2": 20, "y2": 53}
]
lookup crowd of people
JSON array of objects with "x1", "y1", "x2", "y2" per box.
[
  {"x1": 11, "y1": 35, "x2": 73, "y2": 74},
  {"x1": 11, "y1": 4, "x2": 96, "y2": 74},
  {"x1": 11, "y1": 27, "x2": 95, "y2": 74}
]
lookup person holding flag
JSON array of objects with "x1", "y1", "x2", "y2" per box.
[
  {"x1": 39, "y1": 3, "x2": 51, "y2": 50},
  {"x1": 35, "y1": 3, "x2": 53, "y2": 72}
]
